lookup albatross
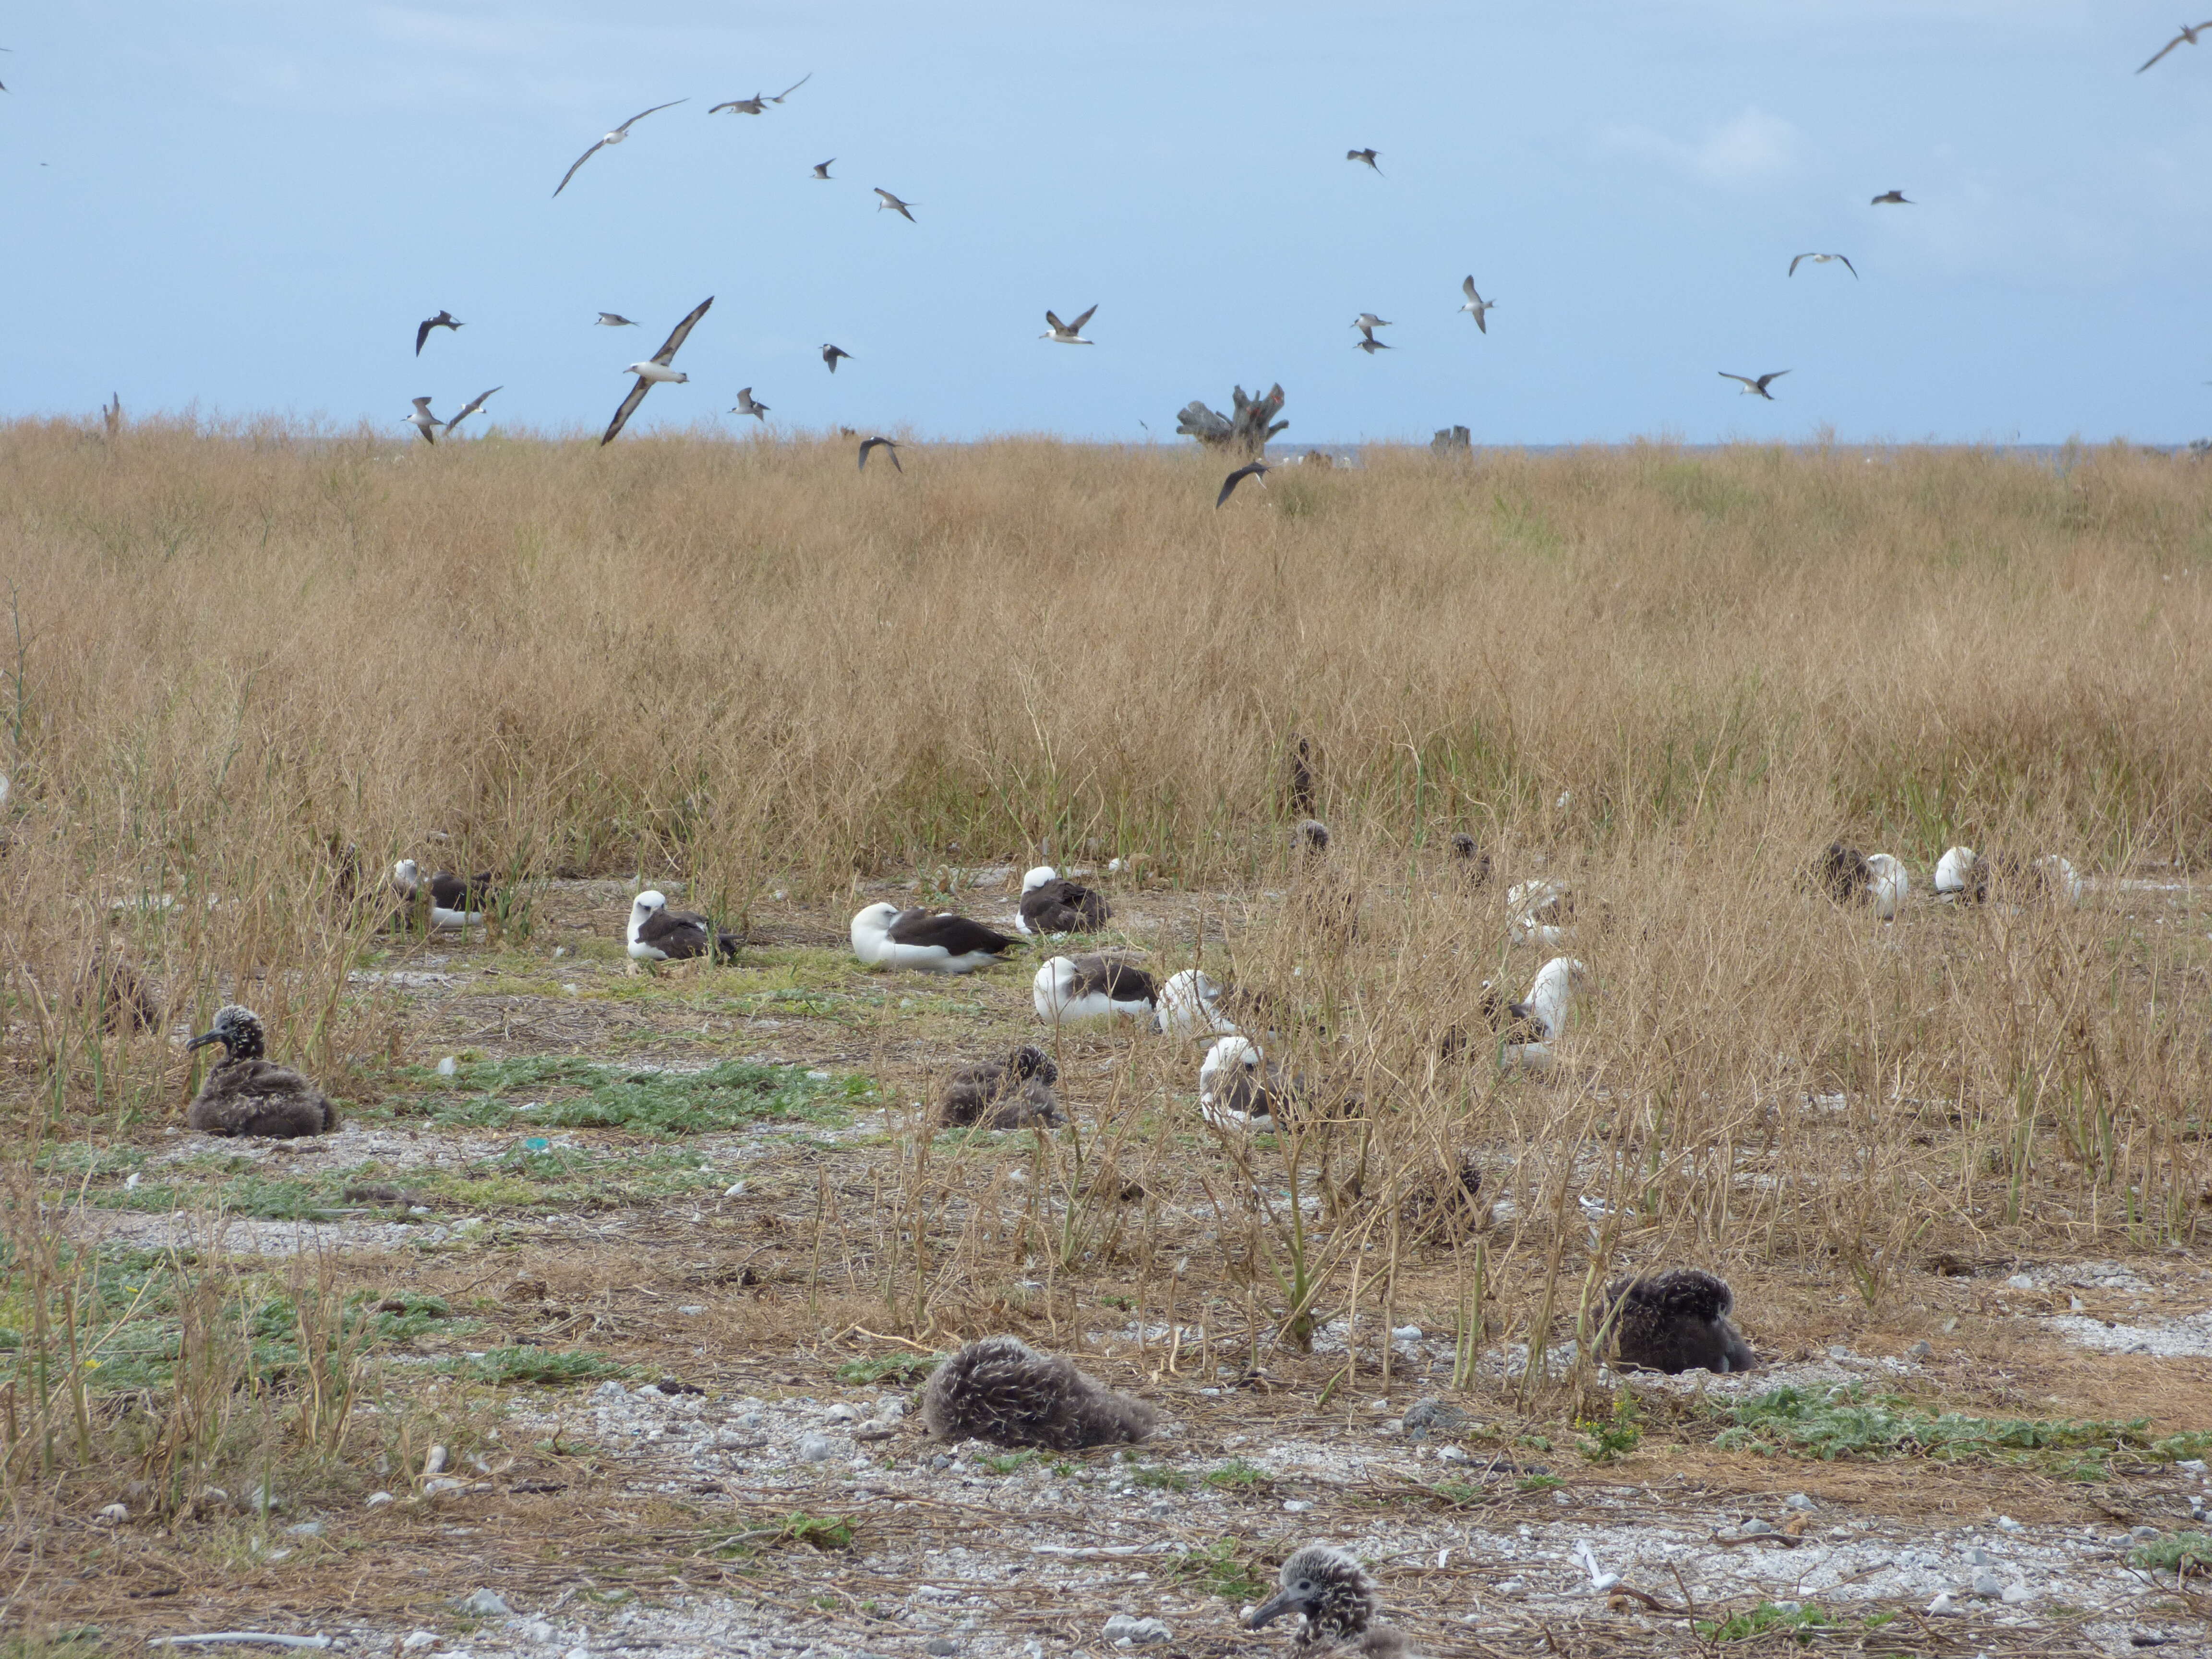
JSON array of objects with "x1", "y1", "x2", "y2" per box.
[
  {"x1": 443, "y1": 386, "x2": 501, "y2": 435},
  {"x1": 1600, "y1": 1269, "x2": 1756, "y2": 1374},
  {"x1": 1719, "y1": 369, "x2": 1790, "y2": 399},
  {"x1": 730, "y1": 386, "x2": 769, "y2": 421},
  {"x1": 415, "y1": 310, "x2": 461, "y2": 356},
  {"x1": 1216, "y1": 461, "x2": 1269, "y2": 507},
  {"x1": 1351, "y1": 313, "x2": 1391, "y2": 340},
  {"x1": 1496, "y1": 955, "x2": 1588, "y2": 1074},
  {"x1": 1248, "y1": 1545, "x2": 1419, "y2": 1659},
  {"x1": 1870, "y1": 189, "x2": 1911, "y2": 205},
  {"x1": 601, "y1": 296, "x2": 713, "y2": 445},
  {"x1": 596, "y1": 312, "x2": 639, "y2": 327},
  {"x1": 553, "y1": 99, "x2": 687, "y2": 198},
  {"x1": 2140, "y1": 22, "x2": 2212, "y2": 71},
  {"x1": 392, "y1": 860, "x2": 494, "y2": 928},
  {"x1": 1788, "y1": 252, "x2": 1857, "y2": 278},
  {"x1": 858, "y1": 435, "x2": 901, "y2": 472},
  {"x1": 937, "y1": 1046, "x2": 1063, "y2": 1130},
  {"x1": 186, "y1": 1006, "x2": 340, "y2": 1139},
  {"x1": 920, "y1": 1336, "x2": 1154, "y2": 1450},
  {"x1": 873, "y1": 187, "x2": 917, "y2": 222},
  {"x1": 1458, "y1": 275, "x2": 1496, "y2": 332},
  {"x1": 850, "y1": 902, "x2": 1015, "y2": 973},
  {"x1": 1032, "y1": 954, "x2": 1157, "y2": 1025},
  {"x1": 710, "y1": 73, "x2": 810, "y2": 114},
  {"x1": 1040, "y1": 305, "x2": 1097, "y2": 344},
  {"x1": 627, "y1": 890, "x2": 741, "y2": 966},
  {"x1": 811, "y1": 158, "x2": 834, "y2": 179},
  {"x1": 1016, "y1": 866, "x2": 1110, "y2": 935}
]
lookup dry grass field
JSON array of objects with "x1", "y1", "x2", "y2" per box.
[{"x1": 5, "y1": 421, "x2": 2212, "y2": 1658}]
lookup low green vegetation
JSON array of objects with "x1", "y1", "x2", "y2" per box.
[
  {"x1": 1163, "y1": 1536, "x2": 1270, "y2": 1601},
  {"x1": 1709, "y1": 1383, "x2": 2160, "y2": 1475},
  {"x1": 456, "y1": 1346, "x2": 628, "y2": 1386},
  {"x1": 981, "y1": 1451, "x2": 1037, "y2": 1475},
  {"x1": 1695, "y1": 1603, "x2": 1898, "y2": 1644},
  {"x1": 383, "y1": 1055, "x2": 870, "y2": 1136},
  {"x1": 1576, "y1": 1397, "x2": 1642, "y2": 1464},
  {"x1": 2128, "y1": 1532, "x2": 2212, "y2": 1576},
  {"x1": 1202, "y1": 1457, "x2": 1271, "y2": 1492},
  {"x1": 834, "y1": 1353, "x2": 939, "y2": 1386}
]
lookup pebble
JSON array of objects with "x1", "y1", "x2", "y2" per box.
[
  {"x1": 401, "y1": 1632, "x2": 437, "y2": 1651},
  {"x1": 1784, "y1": 1493, "x2": 1815, "y2": 1510},
  {"x1": 522, "y1": 1621, "x2": 556, "y2": 1644},
  {"x1": 2006, "y1": 1274, "x2": 2035, "y2": 1290},
  {"x1": 455, "y1": 1588, "x2": 512, "y2": 1618},
  {"x1": 95, "y1": 1503, "x2": 127, "y2": 1525},
  {"x1": 1996, "y1": 1516, "x2": 2022, "y2": 1532},
  {"x1": 365, "y1": 1491, "x2": 394, "y2": 1509},
  {"x1": 1100, "y1": 1616, "x2": 1171, "y2": 1645},
  {"x1": 799, "y1": 1434, "x2": 835, "y2": 1462},
  {"x1": 1907, "y1": 1341, "x2": 1933, "y2": 1358},
  {"x1": 1438, "y1": 1445, "x2": 1471, "y2": 1465},
  {"x1": 1739, "y1": 1518, "x2": 1775, "y2": 1536},
  {"x1": 1282, "y1": 1499, "x2": 1313, "y2": 1513},
  {"x1": 675, "y1": 1305, "x2": 706, "y2": 1317},
  {"x1": 925, "y1": 1642, "x2": 957, "y2": 1656},
  {"x1": 1391, "y1": 1324, "x2": 1424, "y2": 1341},
  {"x1": 1926, "y1": 1593, "x2": 1957, "y2": 1616},
  {"x1": 1494, "y1": 1578, "x2": 1525, "y2": 1597},
  {"x1": 825, "y1": 1404, "x2": 860, "y2": 1424},
  {"x1": 2132, "y1": 1525, "x2": 2164, "y2": 1541},
  {"x1": 423, "y1": 1445, "x2": 449, "y2": 1476},
  {"x1": 2000, "y1": 1583, "x2": 2034, "y2": 1605}
]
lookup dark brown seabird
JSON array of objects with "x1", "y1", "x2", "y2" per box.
[
  {"x1": 185, "y1": 1005, "x2": 339, "y2": 1139},
  {"x1": 921, "y1": 1335, "x2": 1154, "y2": 1449}
]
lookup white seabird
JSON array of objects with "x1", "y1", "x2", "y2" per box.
[
  {"x1": 1154, "y1": 968, "x2": 1241, "y2": 1039},
  {"x1": 1500, "y1": 955, "x2": 1588, "y2": 1074},
  {"x1": 1934, "y1": 845, "x2": 1980, "y2": 901},
  {"x1": 1788, "y1": 252, "x2": 1857, "y2": 278},
  {"x1": 443, "y1": 385, "x2": 501, "y2": 435},
  {"x1": 873, "y1": 187, "x2": 918, "y2": 222},
  {"x1": 850, "y1": 902, "x2": 1016, "y2": 974},
  {"x1": 731, "y1": 386, "x2": 769, "y2": 421},
  {"x1": 597, "y1": 313, "x2": 639, "y2": 327},
  {"x1": 627, "y1": 890, "x2": 740, "y2": 965},
  {"x1": 1507, "y1": 878, "x2": 1574, "y2": 946},
  {"x1": 1865, "y1": 853, "x2": 1910, "y2": 919},
  {"x1": 811, "y1": 159, "x2": 834, "y2": 179},
  {"x1": 1016, "y1": 866, "x2": 1110, "y2": 935},
  {"x1": 554, "y1": 99, "x2": 686, "y2": 197},
  {"x1": 392, "y1": 859, "x2": 492, "y2": 928},
  {"x1": 1719, "y1": 370, "x2": 1790, "y2": 399},
  {"x1": 404, "y1": 397, "x2": 441, "y2": 445},
  {"x1": 1033, "y1": 954, "x2": 1156, "y2": 1025},
  {"x1": 1040, "y1": 306, "x2": 1097, "y2": 345},
  {"x1": 1458, "y1": 275, "x2": 1496, "y2": 332},
  {"x1": 1351, "y1": 313, "x2": 1391, "y2": 341},
  {"x1": 1198, "y1": 1036, "x2": 1291, "y2": 1127},
  {"x1": 602, "y1": 296, "x2": 713, "y2": 445}
]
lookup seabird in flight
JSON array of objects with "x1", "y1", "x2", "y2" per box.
[
  {"x1": 811, "y1": 158, "x2": 834, "y2": 179},
  {"x1": 1788, "y1": 252, "x2": 1857, "y2": 278},
  {"x1": 1870, "y1": 189, "x2": 1911, "y2": 204},
  {"x1": 858, "y1": 436, "x2": 902, "y2": 472},
  {"x1": 1041, "y1": 305, "x2": 1097, "y2": 344},
  {"x1": 1354, "y1": 336, "x2": 1392, "y2": 354},
  {"x1": 553, "y1": 99, "x2": 687, "y2": 198},
  {"x1": 1719, "y1": 369, "x2": 1790, "y2": 399},
  {"x1": 731, "y1": 386, "x2": 769, "y2": 421},
  {"x1": 711, "y1": 94, "x2": 767, "y2": 114},
  {"x1": 601, "y1": 295, "x2": 713, "y2": 445},
  {"x1": 443, "y1": 385, "x2": 501, "y2": 435},
  {"x1": 1346, "y1": 147, "x2": 1382, "y2": 172},
  {"x1": 186, "y1": 1006, "x2": 340, "y2": 1139},
  {"x1": 769, "y1": 73, "x2": 812, "y2": 102},
  {"x1": 415, "y1": 310, "x2": 461, "y2": 356},
  {"x1": 873, "y1": 187, "x2": 918, "y2": 222},
  {"x1": 1458, "y1": 275, "x2": 1495, "y2": 332},
  {"x1": 2140, "y1": 23, "x2": 2212, "y2": 71},
  {"x1": 626, "y1": 890, "x2": 741, "y2": 965},
  {"x1": 404, "y1": 397, "x2": 440, "y2": 445},
  {"x1": 597, "y1": 312, "x2": 639, "y2": 327},
  {"x1": 849, "y1": 902, "x2": 1015, "y2": 973},
  {"x1": 1351, "y1": 313, "x2": 1391, "y2": 340},
  {"x1": 1216, "y1": 460, "x2": 1268, "y2": 507},
  {"x1": 821, "y1": 342, "x2": 853, "y2": 373}
]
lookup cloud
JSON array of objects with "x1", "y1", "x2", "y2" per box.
[{"x1": 1599, "y1": 106, "x2": 1802, "y2": 186}]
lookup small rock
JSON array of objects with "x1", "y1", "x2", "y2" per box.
[
  {"x1": 1391, "y1": 1324, "x2": 1424, "y2": 1342},
  {"x1": 799, "y1": 1433, "x2": 835, "y2": 1462},
  {"x1": 365, "y1": 1491, "x2": 394, "y2": 1509},
  {"x1": 1971, "y1": 1569, "x2": 2003, "y2": 1598},
  {"x1": 2176, "y1": 1459, "x2": 2207, "y2": 1476},
  {"x1": 436, "y1": 1057, "x2": 458, "y2": 1078},
  {"x1": 1366, "y1": 1397, "x2": 1392, "y2": 1414},
  {"x1": 1826, "y1": 1344, "x2": 1851, "y2": 1359},
  {"x1": 95, "y1": 1503, "x2": 127, "y2": 1525},
  {"x1": 1739, "y1": 1518, "x2": 1775, "y2": 1536},
  {"x1": 1494, "y1": 1578, "x2": 1525, "y2": 1597},
  {"x1": 2069, "y1": 1296, "x2": 2084, "y2": 1311},
  {"x1": 423, "y1": 1477, "x2": 467, "y2": 1496},
  {"x1": 262, "y1": 1548, "x2": 293, "y2": 1564},
  {"x1": 287, "y1": 1521, "x2": 325, "y2": 1538},
  {"x1": 825, "y1": 1404, "x2": 861, "y2": 1424},
  {"x1": 2005, "y1": 1274, "x2": 2035, "y2": 1290},
  {"x1": 1907, "y1": 1341, "x2": 1933, "y2": 1358},
  {"x1": 401, "y1": 1633, "x2": 437, "y2": 1652},
  {"x1": 423, "y1": 1445, "x2": 449, "y2": 1476},
  {"x1": 925, "y1": 1643, "x2": 957, "y2": 1658},
  {"x1": 1100, "y1": 1616, "x2": 1171, "y2": 1645},
  {"x1": 1282, "y1": 1499, "x2": 1312, "y2": 1513},
  {"x1": 1996, "y1": 1515, "x2": 2022, "y2": 1532},
  {"x1": 590, "y1": 1381, "x2": 627, "y2": 1404},
  {"x1": 676, "y1": 1305, "x2": 706, "y2": 1317},
  {"x1": 1438, "y1": 1445, "x2": 1471, "y2": 1465},
  {"x1": 2000, "y1": 1583, "x2": 2033, "y2": 1605},
  {"x1": 1941, "y1": 1316, "x2": 1959, "y2": 1333},
  {"x1": 455, "y1": 1587, "x2": 512, "y2": 1618},
  {"x1": 1784, "y1": 1493, "x2": 1815, "y2": 1510},
  {"x1": 1926, "y1": 1593, "x2": 1957, "y2": 1616},
  {"x1": 522, "y1": 1621, "x2": 556, "y2": 1644},
  {"x1": 2132, "y1": 1525, "x2": 2164, "y2": 1541}
]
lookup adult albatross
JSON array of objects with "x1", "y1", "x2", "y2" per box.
[{"x1": 602, "y1": 296, "x2": 713, "y2": 445}]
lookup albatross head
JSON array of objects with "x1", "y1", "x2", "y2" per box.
[
  {"x1": 849, "y1": 901, "x2": 901, "y2": 962},
  {"x1": 187, "y1": 1003, "x2": 266, "y2": 1060},
  {"x1": 1247, "y1": 1544, "x2": 1377, "y2": 1636},
  {"x1": 1021, "y1": 866, "x2": 1058, "y2": 894}
]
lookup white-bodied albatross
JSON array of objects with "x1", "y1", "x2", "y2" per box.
[{"x1": 601, "y1": 296, "x2": 713, "y2": 445}]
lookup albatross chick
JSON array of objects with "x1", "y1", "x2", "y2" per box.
[
  {"x1": 920, "y1": 1335, "x2": 1154, "y2": 1450},
  {"x1": 185, "y1": 1005, "x2": 339, "y2": 1139}
]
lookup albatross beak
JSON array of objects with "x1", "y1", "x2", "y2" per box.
[
  {"x1": 1245, "y1": 1589, "x2": 1299, "y2": 1629},
  {"x1": 186, "y1": 1029, "x2": 222, "y2": 1052}
]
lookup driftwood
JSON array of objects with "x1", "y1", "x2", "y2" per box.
[
  {"x1": 1176, "y1": 384, "x2": 1287, "y2": 457},
  {"x1": 1432, "y1": 424, "x2": 1471, "y2": 454}
]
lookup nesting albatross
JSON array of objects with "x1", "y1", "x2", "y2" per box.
[
  {"x1": 185, "y1": 1006, "x2": 340, "y2": 1139},
  {"x1": 850, "y1": 902, "x2": 1016, "y2": 973},
  {"x1": 936, "y1": 1046, "x2": 1064, "y2": 1130},
  {"x1": 392, "y1": 859, "x2": 493, "y2": 928},
  {"x1": 1033, "y1": 954, "x2": 1157, "y2": 1025},
  {"x1": 921, "y1": 1335, "x2": 1154, "y2": 1450},
  {"x1": 626, "y1": 890, "x2": 740, "y2": 966},
  {"x1": 1016, "y1": 866, "x2": 1110, "y2": 935}
]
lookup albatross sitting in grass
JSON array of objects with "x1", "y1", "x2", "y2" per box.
[
  {"x1": 626, "y1": 890, "x2": 740, "y2": 967},
  {"x1": 1599, "y1": 1268, "x2": 1756, "y2": 1374},
  {"x1": 850, "y1": 902, "x2": 1016, "y2": 973},
  {"x1": 1016, "y1": 865, "x2": 1110, "y2": 935},
  {"x1": 1033, "y1": 954, "x2": 1157, "y2": 1024},
  {"x1": 185, "y1": 1005, "x2": 339, "y2": 1139}
]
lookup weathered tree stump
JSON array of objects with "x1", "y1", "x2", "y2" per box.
[
  {"x1": 1176, "y1": 383, "x2": 1287, "y2": 457},
  {"x1": 1431, "y1": 425, "x2": 1471, "y2": 454}
]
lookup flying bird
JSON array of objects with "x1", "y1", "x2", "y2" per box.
[
  {"x1": 1346, "y1": 147, "x2": 1382, "y2": 172},
  {"x1": 2139, "y1": 22, "x2": 2212, "y2": 71},
  {"x1": 1719, "y1": 370, "x2": 1790, "y2": 399},
  {"x1": 597, "y1": 312, "x2": 639, "y2": 327},
  {"x1": 1354, "y1": 336, "x2": 1392, "y2": 354},
  {"x1": 1870, "y1": 189, "x2": 1911, "y2": 204},
  {"x1": 873, "y1": 187, "x2": 917, "y2": 222},
  {"x1": 553, "y1": 99, "x2": 686, "y2": 198},
  {"x1": 1789, "y1": 252, "x2": 1857, "y2": 277},
  {"x1": 811, "y1": 158, "x2": 834, "y2": 179},
  {"x1": 1351, "y1": 312, "x2": 1391, "y2": 340},
  {"x1": 858, "y1": 436, "x2": 902, "y2": 473},
  {"x1": 710, "y1": 94, "x2": 766, "y2": 115},
  {"x1": 731, "y1": 386, "x2": 769, "y2": 421},
  {"x1": 443, "y1": 385, "x2": 501, "y2": 435},
  {"x1": 821, "y1": 343, "x2": 853, "y2": 373},
  {"x1": 1040, "y1": 305, "x2": 1097, "y2": 344},
  {"x1": 1216, "y1": 460, "x2": 1269, "y2": 507},
  {"x1": 1459, "y1": 275, "x2": 1495, "y2": 332},
  {"x1": 601, "y1": 295, "x2": 713, "y2": 445},
  {"x1": 404, "y1": 397, "x2": 440, "y2": 445},
  {"x1": 769, "y1": 72, "x2": 811, "y2": 102},
  {"x1": 415, "y1": 310, "x2": 460, "y2": 356}
]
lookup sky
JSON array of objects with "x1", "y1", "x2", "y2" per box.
[{"x1": 4, "y1": 2, "x2": 2211, "y2": 445}]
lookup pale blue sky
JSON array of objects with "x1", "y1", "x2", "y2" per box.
[{"x1": 5, "y1": 2, "x2": 2210, "y2": 444}]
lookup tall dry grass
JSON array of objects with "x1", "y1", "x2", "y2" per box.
[{"x1": 3, "y1": 419, "x2": 2210, "y2": 1382}]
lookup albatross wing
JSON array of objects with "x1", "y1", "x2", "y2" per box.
[{"x1": 650, "y1": 295, "x2": 714, "y2": 367}]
